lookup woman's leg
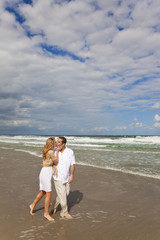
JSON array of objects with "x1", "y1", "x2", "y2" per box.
[
  {"x1": 44, "y1": 192, "x2": 55, "y2": 221},
  {"x1": 30, "y1": 190, "x2": 46, "y2": 215}
]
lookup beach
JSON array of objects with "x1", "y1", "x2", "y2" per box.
[{"x1": 1, "y1": 148, "x2": 160, "y2": 240}]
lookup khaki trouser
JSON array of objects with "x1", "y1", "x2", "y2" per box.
[{"x1": 54, "y1": 180, "x2": 70, "y2": 217}]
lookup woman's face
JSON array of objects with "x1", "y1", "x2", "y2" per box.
[{"x1": 52, "y1": 140, "x2": 56, "y2": 148}]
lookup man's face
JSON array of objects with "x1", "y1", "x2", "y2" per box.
[{"x1": 57, "y1": 138, "x2": 65, "y2": 151}]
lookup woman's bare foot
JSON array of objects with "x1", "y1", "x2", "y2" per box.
[
  {"x1": 44, "y1": 214, "x2": 55, "y2": 221},
  {"x1": 29, "y1": 204, "x2": 35, "y2": 215}
]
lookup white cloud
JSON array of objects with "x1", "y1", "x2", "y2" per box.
[
  {"x1": 154, "y1": 114, "x2": 160, "y2": 122},
  {"x1": 154, "y1": 122, "x2": 160, "y2": 128},
  {"x1": 91, "y1": 127, "x2": 109, "y2": 132},
  {"x1": 0, "y1": 0, "x2": 160, "y2": 134},
  {"x1": 152, "y1": 103, "x2": 160, "y2": 109},
  {"x1": 0, "y1": 119, "x2": 31, "y2": 127},
  {"x1": 130, "y1": 120, "x2": 144, "y2": 128},
  {"x1": 153, "y1": 114, "x2": 160, "y2": 128}
]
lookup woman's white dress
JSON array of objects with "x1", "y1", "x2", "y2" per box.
[{"x1": 39, "y1": 166, "x2": 52, "y2": 192}]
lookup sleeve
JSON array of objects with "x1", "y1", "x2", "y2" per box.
[{"x1": 71, "y1": 150, "x2": 76, "y2": 165}]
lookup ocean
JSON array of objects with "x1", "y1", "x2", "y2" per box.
[{"x1": 0, "y1": 135, "x2": 160, "y2": 179}]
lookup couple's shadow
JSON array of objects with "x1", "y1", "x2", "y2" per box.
[
  {"x1": 68, "y1": 190, "x2": 83, "y2": 211},
  {"x1": 50, "y1": 190, "x2": 83, "y2": 214}
]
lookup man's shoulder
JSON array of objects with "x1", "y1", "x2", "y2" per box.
[
  {"x1": 65, "y1": 147, "x2": 76, "y2": 163},
  {"x1": 65, "y1": 147, "x2": 73, "y2": 153}
]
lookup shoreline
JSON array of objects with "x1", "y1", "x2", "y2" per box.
[{"x1": 1, "y1": 148, "x2": 160, "y2": 240}]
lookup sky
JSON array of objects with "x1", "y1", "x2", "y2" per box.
[{"x1": 0, "y1": 0, "x2": 160, "y2": 135}]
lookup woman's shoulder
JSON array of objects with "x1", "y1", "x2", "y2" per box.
[{"x1": 48, "y1": 149, "x2": 54, "y2": 155}]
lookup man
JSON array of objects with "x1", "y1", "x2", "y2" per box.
[{"x1": 53, "y1": 136, "x2": 75, "y2": 219}]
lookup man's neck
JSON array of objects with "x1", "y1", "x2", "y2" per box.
[{"x1": 60, "y1": 146, "x2": 66, "y2": 153}]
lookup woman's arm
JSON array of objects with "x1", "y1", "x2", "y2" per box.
[{"x1": 49, "y1": 149, "x2": 59, "y2": 165}]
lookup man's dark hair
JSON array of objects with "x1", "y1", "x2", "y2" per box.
[{"x1": 59, "y1": 136, "x2": 67, "y2": 144}]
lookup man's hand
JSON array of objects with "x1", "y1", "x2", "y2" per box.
[
  {"x1": 68, "y1": 175, "x2": 73, "y2": 184},
  {"x1": 68, "y1": 165, "x2": 75, "y2": 184}
]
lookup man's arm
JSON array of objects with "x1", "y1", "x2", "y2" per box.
[{"x1": 68, "y1": 164, "x2": 75, "y2": 184}]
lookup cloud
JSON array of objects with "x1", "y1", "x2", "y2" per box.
[
  {"x1": 154, "y1": 114, "x2": 160, "y2": 128},
  {"x1": 91, "y1": 127, "x2": 109, "y2": 132},
  {"x1": 0, "y1": 119, "x2": 30, "y2": 127},
  {"x1": 154, "y1": 114, "x2": 160, "y2": 122},
  {"x1": 154, "y1": 122, "x2": 160, "y2": 128},
  {"x1": 118, "y1": 119, "x2": 144, "y2": 129},
  {"x1": 152, "y1": 103, "x2": 160, "y2": 109},
  {"x1": 0, "y1": 0, "x2": 160, "y2": 134}
]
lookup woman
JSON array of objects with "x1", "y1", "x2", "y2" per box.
[{"x1": 29, "y1": 137, "x2": 59, "y2": 221}]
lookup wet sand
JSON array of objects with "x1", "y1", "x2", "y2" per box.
[{"x1": 1, "y1": 148, "x2": 160, "y2": 240}]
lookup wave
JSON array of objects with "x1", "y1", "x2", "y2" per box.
[
  {"x1": 66, "y1": 135, "x2": 160, "y2": 145},
  {"x1": 77, "y1": 162, "x2": 160, "y2": 180},
  {"x1": 14, "y1": 149, "x2": 42, "y2": 158},
  {"x1": 1, "y1": 135, "x2": 160, "y2": 146},
  {"x1": 0, "y1": 146, "x2": 41, "y2": 158}
]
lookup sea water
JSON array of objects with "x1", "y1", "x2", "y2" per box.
[{"x1": 0, "y1": 135, "x2": 160, "y2": 179}]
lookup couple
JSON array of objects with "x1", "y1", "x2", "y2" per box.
[{"x1": 29, "y1": 136, "x2": 76, "y2": 221}]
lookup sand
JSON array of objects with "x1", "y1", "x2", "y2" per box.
[{"x1": 0, "y1": 148, "x2": 160, "y2": 240}]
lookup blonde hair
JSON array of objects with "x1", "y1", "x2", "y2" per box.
[{"x1": 42, "y1": 137, "x2": 55, "y2": 160}]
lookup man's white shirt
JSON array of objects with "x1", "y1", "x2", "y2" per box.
[{"x1": 53, "y1": 147, "x2": 75, "y2": 184}]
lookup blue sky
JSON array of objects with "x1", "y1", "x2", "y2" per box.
[{"x1": 0, "y1": 0, "x2": 160, "y2": 135}]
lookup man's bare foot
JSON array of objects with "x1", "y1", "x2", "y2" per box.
[
  {"x1": 29, "y1": 204, "x2": 35, "y2": 215},
  {"x1": 44, "y1": 214, "x2": 55, "y2": 222},
  {"x1": 64, "y1": 214, "x2": 72, "y2": 219}
]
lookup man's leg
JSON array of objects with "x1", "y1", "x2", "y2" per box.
[
  {"x1": 54, "y1": 181, "x2": 69, "y2": 217},
  {"x1": 66, "y1": 182, "x2": 70, "y2": 196},
  {"x1": 64, "y1": 182, "x2": 72, "y2": 219},
  {"x1": 53, "y1": 195, "x2": 60, "y2": 214}
]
